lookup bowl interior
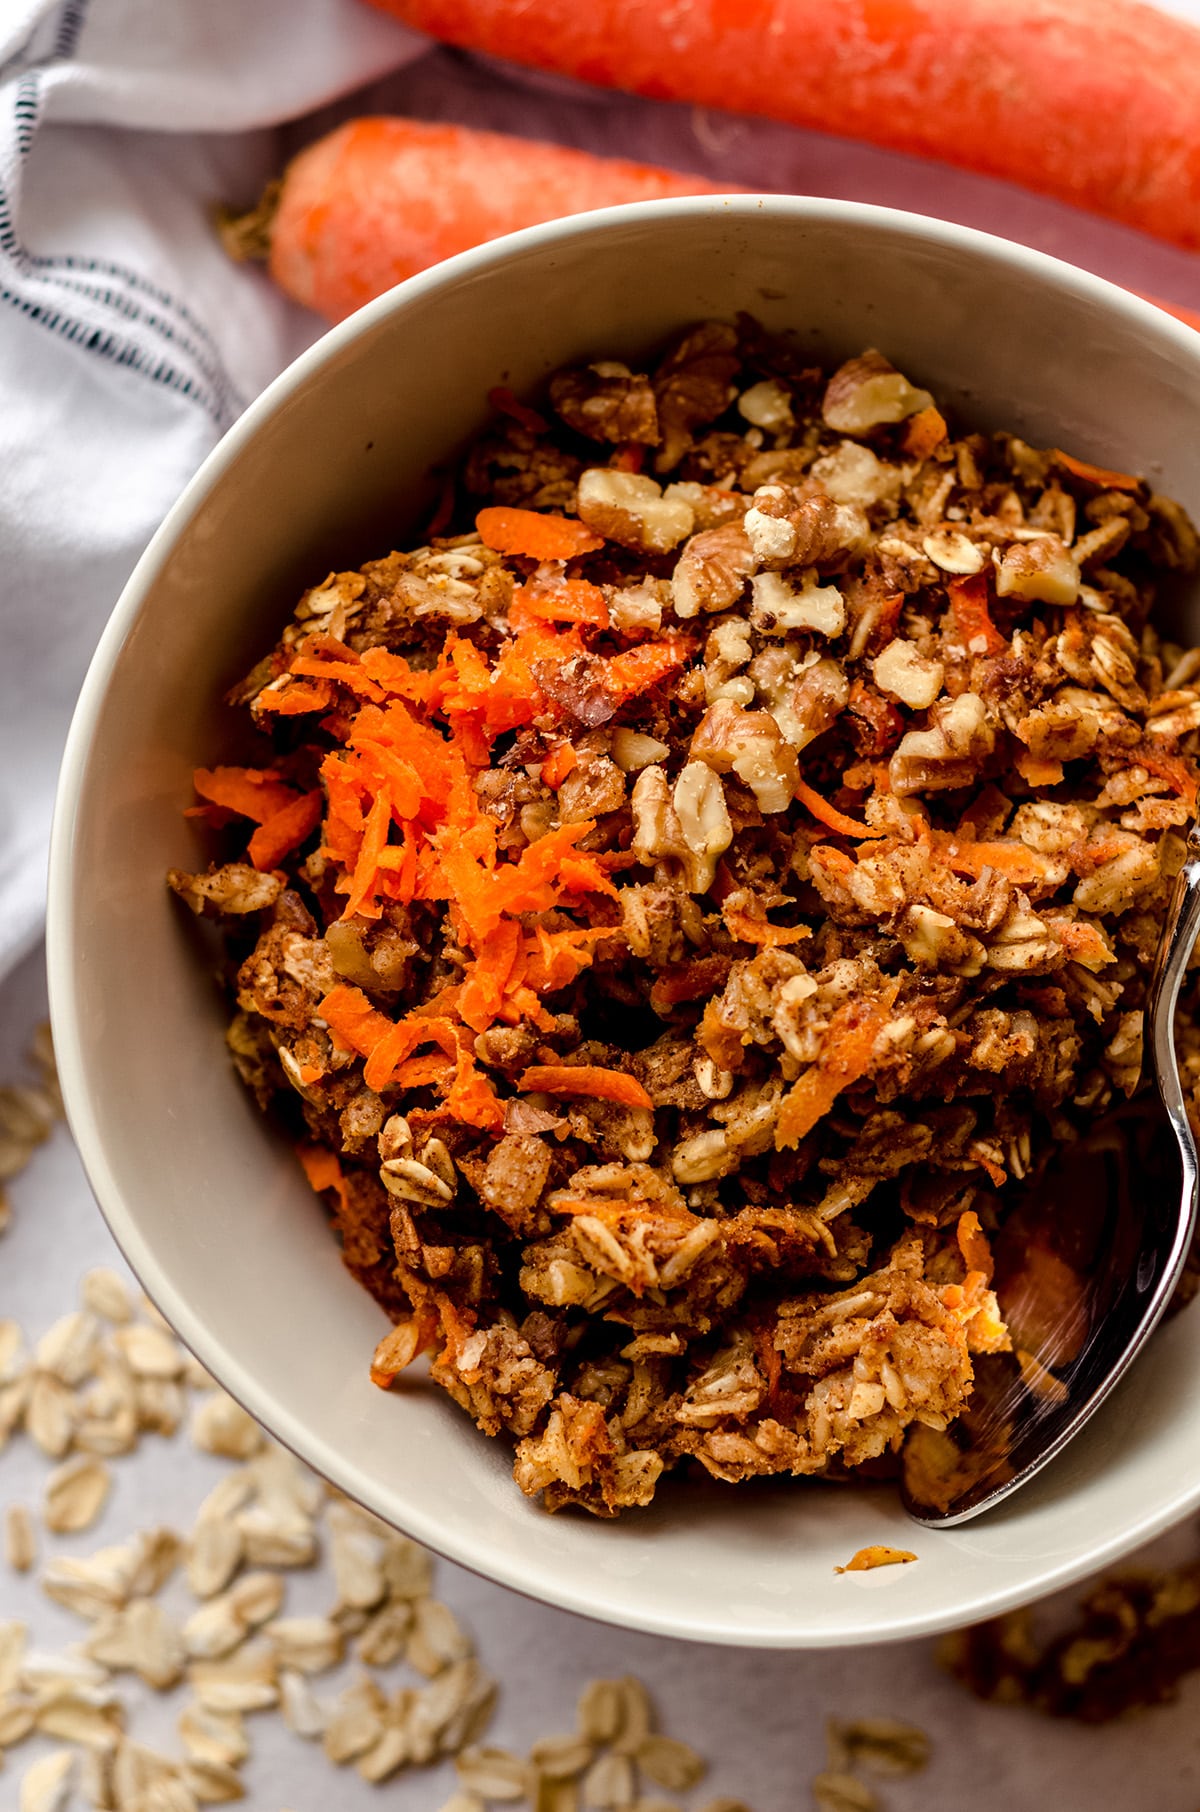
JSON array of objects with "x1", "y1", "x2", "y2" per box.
[{"x1": 49, "y1": 198, "x2": 1200, "y2": 1647}]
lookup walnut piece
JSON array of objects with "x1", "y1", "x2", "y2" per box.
[
  {"x1": 576, "y1": 468, "x2": 694, "y2": 554},
  {"x1": 549, "y1": 361, "x2": 660, "y2": 444},
  {"x1": 822, "y1": 351, "x2": 933, "y2": 435},
  {"x1": 690, "y1": 697, "x2": 800, "y2": 813}
]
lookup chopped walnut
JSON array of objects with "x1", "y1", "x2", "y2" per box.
[
  {"x1": 750, "y1": 571, "x2": 847, "y2": 638},
  {"x1": 810, "y1": 441, "x2": 905, "y2": 508},
  {"x1": 822, "y1": 351, "x2": 934, "y2": 435},
  {"x1": 872, "y1": 638, "x2": 945, "y2": 710},
  {"x1": 742, "y1": 482, "x2": 869, "y2": 571},
  {"x1": 576, "y1": 468, "x2": 694, "y2": 553},
  {"x1": 691, "y1": 697, "x2": 800, "y2": 813},
  {"x1": 995, "y1": 535, "x2": 1081, "y2": 605},
  {"x1": 549, "y1": 361, "x2": 660, "y2": 444},
  {"x1": 671, "y1": 522, "x2": 756, "y2": 619},
  {"x1": 167, "y1": 864, "x2": 282, "y2": 917},
  {"x1": 889, "y1": 692, "x2": 995, "y2": 795}
]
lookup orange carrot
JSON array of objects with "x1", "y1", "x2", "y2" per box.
[
  {"x1": 931, "y1": 833, "x2": 1054, "y2": 889},
  {"x1": 947, "y1": 573, "x2": 1006, "y2": 655},
  {"x1": 793, "y1": 777, "x2": 884, "y2": 840},
  {"x1": 541, "y1": 742, "x2": 578, "y2": 788},
  {"x1": 1013, "y1": 748, "x2": 1065, "y2": 788},
  {"x1": 476, "y1": 506, "x2": 603, "y2": 562},
  {"x1": 247, "y1": 788, "x2": 323, "y2": 871},
  {"x1": 487, "y1": 384, "x2": 548, "y2": 435},
  {"x1": 1052, "y1": 449, "x2": 1143, "y2": 493},
  {"x1": 835, "y1": 1546, "x2": 918, "y2": 1574},
  {"x1": 319, "y1": 984, "x2": 394, "y2": 1060},
  {"x1": 367, "y1": 0, "x2": 1200, "y2": 254},
  {"x1": 520, "y1": 1064, "x2": 653, "y2": 1110},
  {"x1": 775, "y1": 997, "x2": 891, "y2": 1149},
  {"x1": 902, "y1": 406, "x2": 947, "y2": 459},
  {"x1": 601, "y1": 637, "x2": 690, "y2": 701},
  {"x1": 509, "y1": 579, "x2": 609, "y2": 630},
  {"x1": 248, "y1": 117, "x2": 732, "y2": 321},
  {"x1": 193, "y1": 766, "x2": 298, "y2": 824},
  {"x1": 956, "y1": 1208, "x2": 994, "y2": 1280}
]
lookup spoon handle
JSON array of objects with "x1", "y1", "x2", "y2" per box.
[{"x1": 1149, "y1": 820, "x2": 1200, "y2": 1205}]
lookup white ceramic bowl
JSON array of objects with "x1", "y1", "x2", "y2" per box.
[{"x1": 48, "y1": 197, "x2": 1200, "y2": 1648}]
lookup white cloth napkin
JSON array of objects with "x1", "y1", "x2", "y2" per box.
[{"x1": 1, "y1": 0, "x2": 1198, "y2": 984}]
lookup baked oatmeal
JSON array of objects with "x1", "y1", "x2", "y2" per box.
[{"x1": 169, "y1": 318, "x2": 1200, "y2": 1515}]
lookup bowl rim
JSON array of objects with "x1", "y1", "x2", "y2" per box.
[{"x1": 46, "y1": 192, "x2": 1200, "y2": 1648}]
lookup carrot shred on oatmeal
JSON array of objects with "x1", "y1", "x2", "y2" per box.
[
  {"x1": 794, "y1": 777, "x2": 884, "y2": 840},
  {"x1": 475, "y1": 504, "x2": 604, "y2": 560},
  {"x1": 775, "y1": 997, "x2": 893, "y2": 1150},
  {"x1": 930, "y1": 834, "x2": 1055, "y2": 887},
  {"x1": 948, "y1": 573, "x2": 1007, "y2": 654},
  {"x1": 510, "y1": 579, "x2": 609, "y2": 630},
  {"x1": 193, "y1": 765, "x2": 299, "y2": 823},
  {"x1": 540, "y1": 742, "x2": 578, "y2": 788},
  {"x1": 836, "y1": 1546, "x2": 918, "y2": 1574},
  {"x1": 247, "y1": 786, "x2": 323, "y2": 870},
  {"x1": 520, "y1": 1064, "x2": 654, "y2": 1110},
  {"x1": 1052, "y1": 449, "x2": 1142, "y2": 494},
  {"x1": 902, "y1": 405, "x2": 947, "y2": 459}
]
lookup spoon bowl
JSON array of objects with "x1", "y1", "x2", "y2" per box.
[{"x1": 905, "y1": 822, "x2": 1200, "y2": 1527}]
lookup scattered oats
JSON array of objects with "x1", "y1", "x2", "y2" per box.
[
  {"x1": 135, "y1": 1378, "x2": 185, "y2": 1436},
  {"x1": 322, "y1": 1676, "x2": 386, "y2": 1764},
  {"x1": 0, "y1": 1082, "x2": 57, "y2": 1146},
  {"x1": 36, "y1": 1311, "x2": 101, "y2": 1385},
  {"x1": 229, "y1": 1572, "x2": 283, "y2": 1630},
  {"x1": 182, "y1": 1355, "x2": 217, "y2": 1392},
  {"x1": 87, "y1": 1600, "x2": 185, "y2": 1690},
  {"x1": 537, "y1": 1783, "x2": 584, "y2": 1812},
  {"x1": 113, "y1": 1324, "x2": 183, "y2": 1381},
  {"x1": 0, "y1": 1695, "x2": 37, "y2": 1745},
  {"x1": 182, "y1": 1596, "x2": 252, "y2": 1663},
  {"x1": 177, "y1": 1703, "x2": 249, "y2": 1769},
  {"x1": 35, "y1": 1691, "x2": 123, "y2": 1747},
  {"x1": 234, "y1": 1506, "x2": 315, "y2": 1571},
  {"x1": 26, "y1": 1372, "x2": 77, "y2": 1458},
  {"x1": 18, "y1": 1747, "x2": 75, "y2": 1812},
  {"x1": 246, "y1": 1446, "x2": 321, "y2": 1518},
  {"x1": 265, "y1": 1616, "x2": 343, "y2": 1676},
  {"x1": 129, "y1": 1778, "x2": 199, "y2": 1812},
  {"x1": 185, "y1": 1513, "x2": 245, "y2": 1601},
  {"x1": 357, "y1": 1721, "x2": 412, "y2": 1783},
  {"x1": 439, "y1": 1796, "x2": 485, "y2": 1812},
  {"x1": 382, "y1": 1534, "x2": 433, "y2": 1600},
  {"x1": 138, "y1": 1296, "x2": 175, "y2": 1333},
  {"x1": 20, "y1": 1649, "x2": 111, "y2": 1697},
  {"x1": 827, "y1": 1717, "x2": 930, "y2": 1777},
  {"x1": 577, "y1": 1679, "x2": 623, "y2": 1745},
  {"x1": 0, "y1": 1619, "x2": 27, "y2": 1692},
  {"x1": 190, "y1": 1394, "x2": 262, "y2": 1462},
  {"x1": 327, "y1": 1502, "x2": 385, "y2": 1610},
  {"x1": 456, "y1": 1745, "x2": 531, "y2": 1801},
  {"x1": 612, "y1": 1677, "x2": 654, "y2": 1755},
  {"x1": 421, "y1": 1657, "x2": 495, "y2": 1759},
  {"x1": 0, "y1": 1186, "x2": 10, "y2": 1234},
  {"x1": 630, "y1": 1801, "x2": 680, "y2": 1812},
  {"x1": 111, "y1": 1737, "x2": 179, "y2": 1807},
  {"x1": 44, "y1": 1454, "x2": 111, "y2": 1533},
  {"x1": 636, "y1": 1736, "x2": 705, "y2": 1792},
  {"x1": 278, "y1": 1668, "x2": 327, "y2": 1739},
  {"x1": 195, "y1": 1472, "x2": 254, "y2": 1525},
  {"x1": 355, "y1": 1599, "x2": 412, "y2": 1667},
  {"x1": 80, "y1": 1745, "x2": 115, "y2": 1810},
  {"x1": 811, "y1": 1772, "x2": 878, "y2": 1812},
  {"x1": 188, "y1": 1640, "x2": 278, "y2": 1714},
  {"x1": 75, "y1": 1352, "x2": 139, "y2": 1457},
  {"x1": 407, "y1": 1595, "x2": 473, "y2": 1676},
  {"x1": 698, "y1": 1801, "x2": 752, "y2": 1812},
  {"x1": 81, "y1": 1270, "x2": 134, "y2": 1325},
  {"x1": 582, "y1": 1752, "x2": 636, "y2": 1809},
  {"x1": 179, "y1": 1759, "x2": 244, "y2": 1805},
  {"x1": 5, "y1": 1504, "x2": 35, "y2": 1572},
  {"x1": 42, "y1": 1545, "x2": 134, "y2": 1619},
  {"x1": 0, "y1": 1320, "x2": 26, "y2": 1383},
  {"x1": 530, "y1": 1734, "x2": 595, "y2": 1779},
  {"x1": 0, "y1": 1374, "x2": 31, "y2": 1450},
  {"x1": 125, "y1": 1529, "x2": 182, "y2": 1600}
]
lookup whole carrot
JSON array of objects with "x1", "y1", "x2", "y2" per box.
[
  {"x1": 225, "y1": 117, "x2": 732, "y2": 322},
  {"x1": 364, "y1": 0, "x2": 1200, "y2": 253}
]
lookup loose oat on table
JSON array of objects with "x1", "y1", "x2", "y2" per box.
[{"x1": 169, "y1": 314, "x2": 1200, "y2": 1519}]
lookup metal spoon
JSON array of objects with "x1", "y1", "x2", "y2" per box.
[{"x1": 904, "y1": 819, "x2": 1200, "y2": 1528}]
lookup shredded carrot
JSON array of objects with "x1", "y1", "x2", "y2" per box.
[
  {"x1": 1045, "y1": 917, "x2": 1116, "y2": 972},
  {"x1": 318, "y1": 984, "x2": 395, "y2": 1061},
  {"x1": 956, "y1": 1209, "x2": 995, "y2": 1281},
  {"x1": 247, "y1": 787, "x2": 323, "y2": 871},
  {"x1": 948, "y1": 572, "x2": 1006, "y2": 655},
  {"x1": 1137, "y1": 744, "x2": 1200, "y2": 808},
  {"x1": 520, "y1": 1064, "x2": 653, "y2": 1110},
  {"x1": 193, "y1": 766, "x2": 298, "y2": 824},
  {"x1": 509, "y1": 578, "x2": 609, "y2": 630},
  {"x1": 835, "y1": 1547, "x2": 918, "y2": 1574},
  {"x1": 389, "y1": 1053, "x2": 454, "y2": 1089},
  {"x1": 475, "y1": 505, "x2": 603, "y2": 561},
  {"x1": 775, "y1": 996, "x2": 891, "y2": 1150},
  {"x1": 540, "y1": 742, "x2": 578, "y2": 788},
  {"x1": 601, "y1": 636, "x2": 690, "y2": 701},
  {"x1": 1053, "y1": 449, "x2": 1142, "y2": 493},
  {"x1": 487, "y1": 384, "x2": 548, "y2": 435},
  {"x1": 902, "y1": 405, "x2": 947, "y2": 459},
  {"x1": 253, "y1": 679, "x2": 334, "y2": 716},
  {"x1": 722, "y1": 900, "x2": 811, "y2": 947},
  {"x1": 794, "y1": 776, "x2": 884, "y2": 840},
  {"x1": 1014, "y1": 747, "x2": 1065, "y2": 788},
  {"x1": 930, "y1": 833, "x2": 1053, "y2": 889},
  {"x1": 649, "y1": 955, "x2": 732, "y2": 1016},
  {"x1": 363, "y1": 1014, "x2": 459, "y2": 1093},
  {"x1": 297, "y1": 1143, "x2": 350, "y2": 1217},
  {"x1": 967, "y1": 1146, "x2": 1007, "y2": 1190}
]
